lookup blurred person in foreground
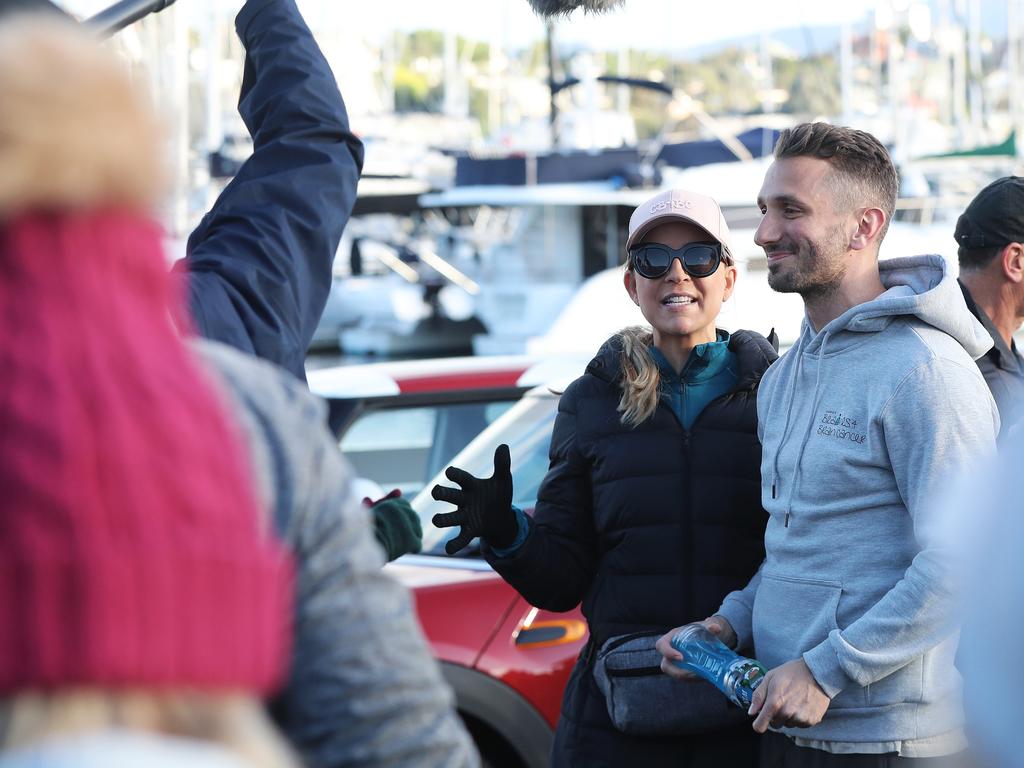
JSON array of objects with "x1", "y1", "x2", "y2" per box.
[
  {"x1": 0, "y1": 15, "x2": 476, "y2": 768},
  {"x1": 166, "y1": 0, "x2": 417, "y2": 561},
  {"x1": 0, "y1": 15, "x2": 294, "y2": 767},
  {"x1": 171, "y1": 0, "x2": 364, "y2": 383},
  {"x1": 0, "y1": 0, "x2": 418, "y2": 561},
  {"x1": 657, "y1": 123, "x2": 998, "y2": 766},
  {"x1": 432, "y1": 187, "x2": 778, "y2": 766},
  {"x1": 954, "y1": 176, "x2": 1024, "y2": 439},
  {"x1": 944, "y1": 432, "x2": 1024, "y2": 768}
]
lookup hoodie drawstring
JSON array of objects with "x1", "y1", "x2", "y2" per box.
[
  {"x1": 783, "y1": 331, "x2": 830, "y2": 527},
  {"x1": 769, "y1": 328, "x2": 807, "y2": 506}
]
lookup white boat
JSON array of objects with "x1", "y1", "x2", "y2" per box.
[{"x1": 525, "y1": 218, "x2": 966, "y2": 359}]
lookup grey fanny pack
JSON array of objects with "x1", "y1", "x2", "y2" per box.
[{"x1": 592, "y1": 631, "x2": 749, "y2": 735}]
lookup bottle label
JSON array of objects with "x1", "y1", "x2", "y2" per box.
[{"x1": 725, "y1": 659, "x2": 766, "y2": 707}]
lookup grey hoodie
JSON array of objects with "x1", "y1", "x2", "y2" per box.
[
  {"x1": 718, "y1": 255, "x2": 998, "y2": 749},
  {"x1": 193, "y1": 340, "x2": 479, "y2": 768}
]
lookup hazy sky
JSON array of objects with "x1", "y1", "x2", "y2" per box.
[{"x1": 62, "y1": 0, "x2": 871, "y2": 52}]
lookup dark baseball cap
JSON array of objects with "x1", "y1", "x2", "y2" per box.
[{"x1": 954, "y1": 176, "x2": 1024, "y2": 249}]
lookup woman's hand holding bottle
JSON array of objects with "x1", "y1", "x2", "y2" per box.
[{"x1": 656, "y1": 615, "x2": 737, "y2": 679}]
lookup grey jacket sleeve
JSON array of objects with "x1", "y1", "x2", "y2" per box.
[
  {"x1": 194, "y1": 341, "x2": 478, "y2": 768},
  {"x1": 717, "y1": 563, "x2": 763, "y2": 651},
  {"x1": 802, "y1": 359, "x2": 998, "y2": 697}
]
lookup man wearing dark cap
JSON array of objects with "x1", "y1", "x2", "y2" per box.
[{"x1": 955, "y1": 176, "x2": 1024, "y2": 438}]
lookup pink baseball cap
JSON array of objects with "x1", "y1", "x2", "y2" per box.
[{"x1": 626, "y1": 188, "x2": 732, "y2": 253}]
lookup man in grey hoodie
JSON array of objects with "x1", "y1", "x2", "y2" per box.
[{"x1": 659, "y1": 123, "x2": 998, "y2": 765}]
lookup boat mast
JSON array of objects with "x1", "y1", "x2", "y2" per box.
[{"x1": 546, "y1": 20, "x2": 559, "y2": 148}]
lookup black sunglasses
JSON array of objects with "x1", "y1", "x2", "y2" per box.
[{"x1": 628, "y1": 242, "x2": 730, "y2": 280}]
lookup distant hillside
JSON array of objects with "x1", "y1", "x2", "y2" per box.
[{"x1": 678, "y1": 24, "x2": 843, "y2": 61}]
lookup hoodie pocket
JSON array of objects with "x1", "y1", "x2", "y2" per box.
[
  {"x1": 753, "y1": 574, "x2": 876, "y2": 710},
  {"x1": 753, "y1": 573, "x2": 842, "y2": 672}
]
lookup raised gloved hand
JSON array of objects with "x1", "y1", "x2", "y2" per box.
[
  {"x1": 364, "y1": 489, "x2": 422, "y2": 562},
  {"x1": 430, "y1": 444, "x2": 517, "y2": 555}
]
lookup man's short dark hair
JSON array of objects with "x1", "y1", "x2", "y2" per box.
[
  {"x1": 958, "y1": 245, "x2": 1003, "y2": 273},
  {"x1": 774, "y1": 122, "x2": 899, "y2": 240}
]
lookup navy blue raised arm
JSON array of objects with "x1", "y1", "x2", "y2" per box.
[{"x1": 175, "y1": 0, "x2": 363, "y2": 379}]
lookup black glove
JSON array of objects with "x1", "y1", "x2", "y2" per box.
[{"x1": 430, "y1": 444, "x2": 517, "y2": 555}]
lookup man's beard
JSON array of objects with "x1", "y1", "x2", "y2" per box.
[
  {"x1": 765, "y1": 226, "x2": 848, "y2": 301},
  {"x1": 525, "y1": 0, "x2": 623, "y2": 16}
]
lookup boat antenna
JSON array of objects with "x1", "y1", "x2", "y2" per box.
[{"x1": 546, "y1": 20, "x2": 559, "y2": 148}]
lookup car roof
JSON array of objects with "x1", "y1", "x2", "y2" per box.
[
  {"x1": 308, "y1": 353, "x2": 593, "y2": 401},
  {"x1": 307, "y1": 354, "x2": 539, "y2": 399}
]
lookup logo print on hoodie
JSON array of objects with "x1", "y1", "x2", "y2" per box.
[{"x1": 816, "y1": 410, "x2": 867, "y2": 444}]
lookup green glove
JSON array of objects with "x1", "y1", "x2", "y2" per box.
[{"x1": 370, "y1": 495, "x2": 422, "y2": 561}]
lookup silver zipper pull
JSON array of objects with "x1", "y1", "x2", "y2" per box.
[{"x1": 784, "y1": 512, "x2": 790, "y2": 528}]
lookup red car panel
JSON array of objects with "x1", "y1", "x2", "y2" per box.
[
  {"x1": 389, "y1": 560, "x2": 520, "y2": 669},
  {"x1": 475, "y1": 596, "x2": 587, "y2": 728},
  {"x1": 389, "y1": 558, "x2": 587, "y2": 731}
]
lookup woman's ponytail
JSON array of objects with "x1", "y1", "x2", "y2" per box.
[{"x1": 617, "y1": 325, "x2": 661, "y2": 428}]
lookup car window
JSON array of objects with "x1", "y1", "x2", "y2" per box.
[
  {"x1": 413, "y1": 393, "x2": 560, "y2": 556},
  {"x1": 340, "y1": 400, "x2": 516, "y2": 497}
]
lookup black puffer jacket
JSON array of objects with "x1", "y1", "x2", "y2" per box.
[{"x1": 487, "y1": 329, "x2": 776, "y2": 767}]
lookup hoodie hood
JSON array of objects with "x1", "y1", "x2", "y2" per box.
[{"x1": 802, "y1": 255, "x2": 993, "y2": 359}]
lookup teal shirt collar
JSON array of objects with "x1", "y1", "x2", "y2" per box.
[
  {"x1": 650, "y1": 330, "x2": 737, "y2": 431},
  {"x1": 649, "y1": 329, "x2": 732, "y2": 383}
]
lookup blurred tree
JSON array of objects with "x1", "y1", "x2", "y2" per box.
[
  {"x1": 774, "y1": 54, "x2": 840, "y2": 115},
  {"x1": 394, "y1": 65, "x2": 442, "y2": 112},
  {"x1": 388, "y1": 28, "x2": 847, "y2": 137}
]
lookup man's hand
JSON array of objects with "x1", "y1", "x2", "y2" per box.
[
  {"x1": 430, "y1": 444, "x2": 517, "y2": 555},
  {"x1": 748, "y1": 658, "x2": 830, "y2": 733},
  {"x1": 657, "y1": 615, "x2": 737, "y2": 680}
]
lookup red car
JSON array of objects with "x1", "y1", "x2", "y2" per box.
[
  {"x1": 309, "y1": 354, "x2": 541, "y2": 498},
  {"x1": 312, "y1": 360, "x2": 587, "y2": 766},
  {"x1": 404, "y1": 384, "x2": 587, "y2": 768}
]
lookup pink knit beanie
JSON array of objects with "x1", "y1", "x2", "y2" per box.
[{"x1": 0, "y1": 17, "x2": 292, "y2": 694}]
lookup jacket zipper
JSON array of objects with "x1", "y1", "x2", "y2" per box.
[{"x1": 670, "y1": 382, "x2": 753, "y2": 622}]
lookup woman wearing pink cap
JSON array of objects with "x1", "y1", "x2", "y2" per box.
[{"x1": 431, "y1": 187, "x2": 776, "y2": 765}]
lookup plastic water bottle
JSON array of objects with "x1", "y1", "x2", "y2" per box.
[{"x1": 670, "y1": 623, "x2": 766, "y2": 708}]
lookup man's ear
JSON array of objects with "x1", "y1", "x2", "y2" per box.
[
  {"x1": 850, "y1": 207, "x2": 886, "y2": 251},
  {"x1": 623, "y1": 268, "x2": 640, "y2": 306},
  {"x1": 1002, "y1": 243, "x2": 1024, "y2": 284}
]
